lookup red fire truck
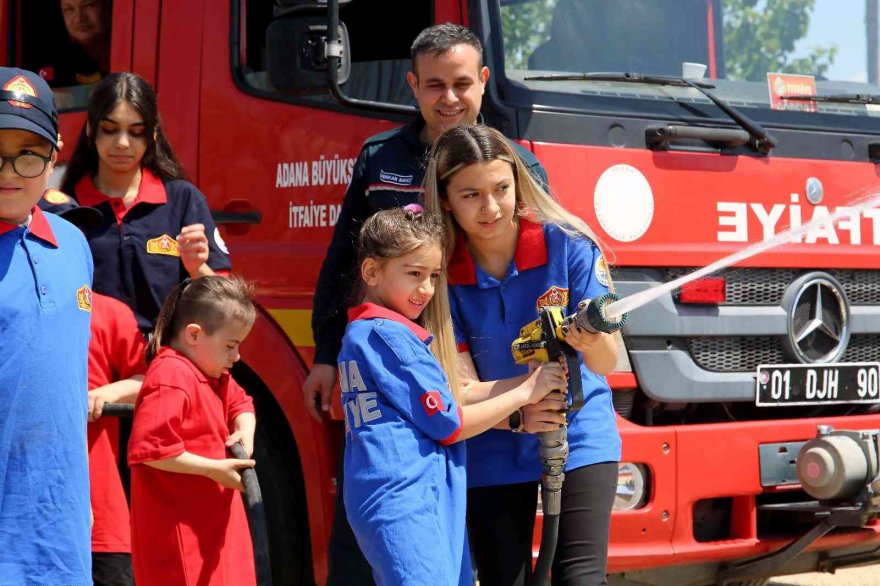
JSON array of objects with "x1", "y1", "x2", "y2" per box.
[{"x1": 7, "y1": 0, "x2": 880, "y2": 584}]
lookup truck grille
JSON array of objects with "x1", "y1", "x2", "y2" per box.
[
  {"x1": 689, "y1": 334, "x2": 880, "y2": 372},
  {"x1": 666, "y1": 268, "x2": 880, "y2": 306}
]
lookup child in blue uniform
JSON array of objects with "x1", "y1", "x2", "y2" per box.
[
  {"x1": 424, "y1": 125, "x2": 622, "y2": 586},
  {"x1": 340, "y1": 206, "x2": 564, "y2": 586}
]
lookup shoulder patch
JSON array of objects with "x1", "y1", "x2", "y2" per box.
[
  {"x1": 595, "y1": 255, "x2": 609, "y2": 287},
  {"x1": 420, "y1": 390, "x2": 444, "y2": 416},
  {"x1": 213, "y1": 227, "x2": 229, "y2": 255},
  {"x1": 43, "y1": 190, "x2": 69, "y2": 204},
  {"x1": 536, "y1": 286, "x2": 569, "y2": 310},
  {"x1": 76, "y1": 285, "x2": 92, "y2": 312},
  {"x1": 146, "y1": 234, "x2": 180, "y2": 256}
]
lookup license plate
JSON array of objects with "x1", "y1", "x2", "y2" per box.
[{"x1": 755, "y1": 362, "x2": 880, "y2": 406}]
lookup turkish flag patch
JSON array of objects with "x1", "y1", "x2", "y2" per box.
[{"x1": 420, "y1": 391, "x2": 444, "y2": 416}]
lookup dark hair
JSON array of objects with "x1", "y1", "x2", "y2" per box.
[
  {"x1": 61, "y1": 72, "x2": 186, "y2": 193},
  {"x1": 410, "y1": 23, "x2": 483, "y2": 74},
  {"x1": 147, "y1": 275, "x2": 256, "y2": 363}
]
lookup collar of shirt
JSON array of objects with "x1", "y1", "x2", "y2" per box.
[
  {"x1": 76, "y1": 169, "x2": 168, "y2": 218},
  {"x1": 402, "y1": 116, "x2": 428, "y2": 151},
  {"x1": 348, "y1": 302, "x2": 433, "y2": 343},
  {"x1": 447, "y1": 215, "x2": 548, "y2": 287},
  {"x1": 153, "y1": 346, "x2": 230, "y2": 389},
  {"x1": 0, "y1": 205, "x2": 59, "y2": 246}
]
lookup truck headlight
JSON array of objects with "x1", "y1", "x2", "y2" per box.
[{"x1": 614, "y1": 462, "x2": 649, "y2": 510}]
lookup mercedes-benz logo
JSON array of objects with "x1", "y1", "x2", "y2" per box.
[{"x1": 781, "y1": 273, "x2": 850, "y2": 364}]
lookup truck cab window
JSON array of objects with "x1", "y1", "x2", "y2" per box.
[
  {"x1": 238, "y1": 0, "x2": 430, "y2": 108},
  {"x1": 14, "y1": 0, "x2": 112, "y2": 111}
]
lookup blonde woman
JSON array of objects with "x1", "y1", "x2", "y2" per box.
[{"x1": 424, "y1": 125, "x2": 621, "y2": 586}]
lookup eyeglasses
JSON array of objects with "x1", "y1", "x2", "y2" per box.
[{"x1": 0, "y1": 153, "x2": 52, "y2": 178}]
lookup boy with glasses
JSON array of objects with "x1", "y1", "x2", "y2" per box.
[{"x1": 0, "y1": 66, "x2": 94, "y2": 585}]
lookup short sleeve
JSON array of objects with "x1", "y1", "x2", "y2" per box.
[
  {"x1": 369, "y1": 325, "x2": 462, "y2": 445},
  {"x1": 178, "y1": 181, "x2": 232, "y2": 272},
  {"x1": 567, "y1": 235, "x2": 610, "y2": 311},
  {"x1": 225, "y1": 375, "x2": 255, "y2": 425},
  {"x1": 128, "y1": 384, "x2": 189, "y2": 465}
]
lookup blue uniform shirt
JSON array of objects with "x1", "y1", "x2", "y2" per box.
[
  {"x1": 448, "y1": 217, "x2": 622, "y2": 488},
  {"x1": 72, "y1": 170, "x2": 231, "y2": 331},
  {"x1": 339, "y1": 303, "x2": 471, "y2": 586},
  {"x1": 0, "y1": 207, "x2": 93, "y2": 585}
]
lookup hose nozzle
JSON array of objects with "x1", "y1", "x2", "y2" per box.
[{"x1": 561, "y1": 292, "x2": 627, "y2": 336}]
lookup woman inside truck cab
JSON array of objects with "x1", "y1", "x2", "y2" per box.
[{"x1": 61, "y1": 72, "x2": 231, "y2": 333}]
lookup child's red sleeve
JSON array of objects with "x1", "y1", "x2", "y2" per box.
[
  {"x1": 225, "y1": 375, "x2": 255, "y2": 425},
  {"x1": 109, "y1": 298, "x2": 147, "y2": 380},
  {"x1": 128, "y1": 384, "x2": 189, "y2": 465}
]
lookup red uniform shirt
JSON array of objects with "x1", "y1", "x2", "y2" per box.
[
  {"x1": 128, "y1": 347, "x2": 256, "y2": 586},
  {"x1": 88, "y1": 292, "x2": 147, "y2": 553}
]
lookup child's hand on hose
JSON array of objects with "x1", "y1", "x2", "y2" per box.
[
  {"x1": 208, "y1": 458, "x2": 257, "y2": 492},
  {"x1": 522, "y1": 391, "x2": 568, "y2": 433},
  {"x1": 525, "y1": 361, "x2": 567, "y2": 404},
  {"x1": 225, "y1": 431, "x2": 254, "y2": 457}
]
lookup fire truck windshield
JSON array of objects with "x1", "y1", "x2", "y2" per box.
[{"x1": 498, "y1": 0, "x2": 880, "y2": 130}]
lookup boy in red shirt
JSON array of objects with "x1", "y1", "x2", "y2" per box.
[
  {"x1": 128, "y1": 275, "x2": 257, "y2": 586},
  {"x1": 39, "y1": 191, "x2": 146, "y2": 586}
]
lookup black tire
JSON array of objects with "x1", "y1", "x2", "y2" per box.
[
  {"x1": 233, "y1": 363, "x2": 314, "y2": 586},
  {"x1": 721, "y1": 580, "x2": 770, "y2": 586}
]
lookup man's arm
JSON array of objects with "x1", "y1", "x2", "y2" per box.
[{"x1": 304, "y1": 149, "x2": 371, "y2": 421}]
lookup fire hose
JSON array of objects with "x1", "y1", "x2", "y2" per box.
[
  {"x1": 102, "y1": 403, "x2": 273, "y2": 586},
  {"x1": 511, "y1": 293, "x2": 627, "y2": 585}
]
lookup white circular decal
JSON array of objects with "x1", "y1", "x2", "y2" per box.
[
  {"x1": 593, "y1": 164, "x2": 654, "y2": 242},
  {"x1": 213, "y1": 227, "x2": 229, "y2": 255}
]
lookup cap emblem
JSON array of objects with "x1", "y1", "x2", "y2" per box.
[{"x1": 3, "y1": 75, "x2": 37, "y2": 109}]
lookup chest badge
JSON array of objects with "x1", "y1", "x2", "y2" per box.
[
  {"x1": 43, "y1": 190, "x2": 70, "y2": 205},
  {"x1": 536, "y1": 286, "x2": 569, "y2": 310},
  {"x1": 146, "y1": 234, "x2": 180, "y2": 257},
  {"x1": 76, "y1": 285, "x2": 92, "y2": 312}
]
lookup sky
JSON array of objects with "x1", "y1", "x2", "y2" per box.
[{"x1": 794, "y1": 0, "x2": 872, "y2": 82}]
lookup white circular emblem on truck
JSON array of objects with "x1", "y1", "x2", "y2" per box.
[{"x1": 593, "y1": 164, "x2": 654, "y2": 242}]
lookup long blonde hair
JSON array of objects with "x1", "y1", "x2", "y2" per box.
[
  {"x1": 423, "y1": 125, "x2": 613, "y2": 284},
  {"x1": 357, "y1": 208, "x2": 461, "y2": 400}
]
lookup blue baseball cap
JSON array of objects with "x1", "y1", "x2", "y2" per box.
[
  {"x1": 0, "y1": 67, "x2": 59, "y2": 149},
  {"x1": 38, "y1": 190, "x2": 103, "y2": 231}
]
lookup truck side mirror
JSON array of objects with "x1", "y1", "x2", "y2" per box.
[{"x1": 266, "y1": 16, "x2": 351, "y2": 91}]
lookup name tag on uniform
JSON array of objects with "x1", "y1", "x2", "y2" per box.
[{"x1": 146, "y1": 234, "x2": 179, "y2": 256}]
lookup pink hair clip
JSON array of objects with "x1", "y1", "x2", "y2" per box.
[{"x1": 402, "y1": 203, "x2": 425, "y2": 213}]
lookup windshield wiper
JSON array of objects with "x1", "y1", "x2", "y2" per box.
[
  {"x1": 523, "y1": 72, "x2": 778, "y2": 153},
  {"x1": 780, "y1": 93, "x2": 880, "y2": 105}
]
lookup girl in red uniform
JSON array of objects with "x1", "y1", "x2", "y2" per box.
[{"x1": 128, "y1": 275, "x2": 258, "y2": 586}]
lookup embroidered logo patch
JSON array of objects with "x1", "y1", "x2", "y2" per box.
[
  {"x1": 76, "y1": 285, "x2": 92, "y2": 312},
  {"x1": 146, "y1": 234, "x2": 180, "y2": 256},
  {"x1": 3, "y1": 75, "x2": 37, "y2": 109},
  {"x1": 379, "y1": 170, "x2": 414, "y2": 186},
  {"x1": 595, "y1": 255, "x2": 609, "y2": 287},
  {"x1": 43, "y1": 190, "x2": 69, "y2": 205},
  {"x1": 536, "y1": 286, "x2": 569, "y2": 310},
  {"x1": 420, "y1": 391, "x2": 444, "y2": 416}
]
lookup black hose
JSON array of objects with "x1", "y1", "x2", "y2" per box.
[
  {"x1": 229, "y1": 442, "x2": 273, "y2": 586},
  {"x1": 532, "y1": 512, "x2": 560, "y2": 586},
  {"x1": 102, "y1": 404, "x2": 273, "y2": 586}
]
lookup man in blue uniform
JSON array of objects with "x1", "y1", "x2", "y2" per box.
[
  {"x1": 303, "y1": 23, "x2": 549, "y2": 584},
  {"x1": 0, "y1": 66, "x2": 94, "y2": 585}
]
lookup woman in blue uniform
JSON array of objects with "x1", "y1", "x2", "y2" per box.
[
  {"x1": 340, "y1": 206, "x2": 564, "y2": 586},
  {"x1": 61, "y1": 72, "x2": 230, "y2": 331},
  {"x1": 424, "y1": 125, "x2": 621, "y2": 586}
]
